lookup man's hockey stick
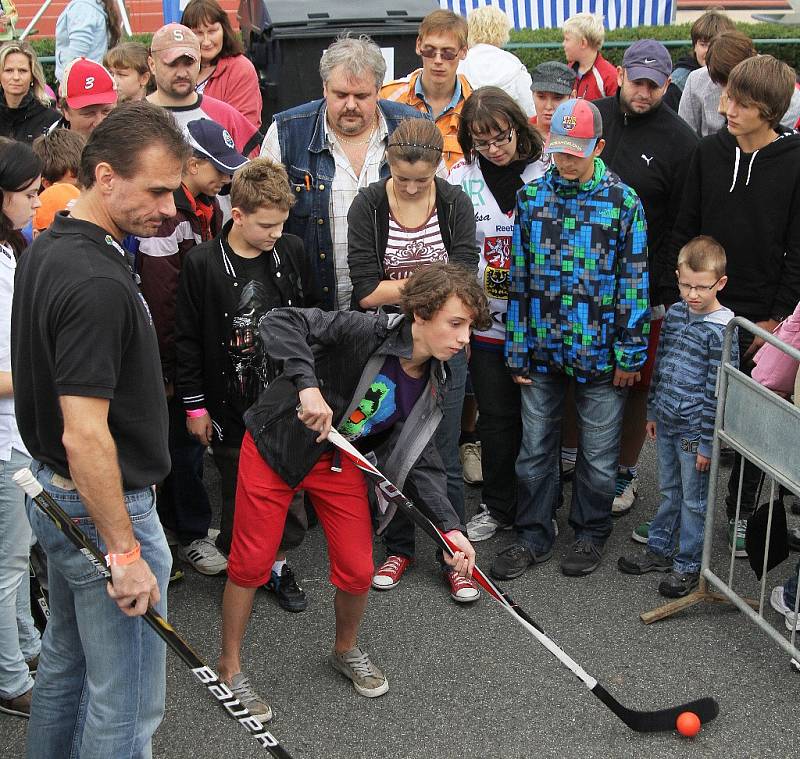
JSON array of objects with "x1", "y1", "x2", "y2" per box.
[
  {"x1": 327, "y1": 428, "x2": 719, "y2": 733},
  {"x1": 29, "y1": 556, "x2": 50, "y2": 632},
  {"x1": 13, "y1": 469, "x2": 294, "y2": 759}
]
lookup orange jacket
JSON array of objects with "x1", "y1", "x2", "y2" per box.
[{"x1": 380, "y1": 69, "x2": 472, "y2": 170}]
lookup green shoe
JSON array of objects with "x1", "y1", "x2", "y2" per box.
[
  {"x1": 728, "y1": 518, "x2": 748, "y2": 558},
  {"x1": 631, "y1": 521, "x2": 650, "y2": 544}
]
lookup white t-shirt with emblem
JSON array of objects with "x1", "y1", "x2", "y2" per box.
[{"x1": 448, "y1": 157, "x2": 548, "y2": 348}]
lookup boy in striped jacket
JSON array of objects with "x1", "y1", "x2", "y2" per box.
[{"x1": 619, "y1": 236, "x2": 738, "y2": 597}]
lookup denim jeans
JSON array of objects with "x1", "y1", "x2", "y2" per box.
[
  {"x1": 157, "y1": 397, "x2": 212, "y2": 544},
  {"x1": 382, "y1": 348, "x2": 467, "y2": 558},
  {"x1": 469, "y1": 346, "x2": 521, "y2": 524},
  {"x1": 0, "y1": 448, "x2": 40, "y2": 700},
  {"x1": 648, "y1": 425, "x2": 708, "y2": 574},
  {"x1": 516, "y1": 373, "x2": 626, "y2": 553},
  {"x1": 25, "y1": 461, "x2": 171, "y2": 759},
  {"x1": 784, "y1": 558, "x2": 800, "y2": 609}
]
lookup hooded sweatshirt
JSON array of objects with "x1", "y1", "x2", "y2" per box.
[{"x1": 669, "y1": 128, "x2": 800, "y2": 321}]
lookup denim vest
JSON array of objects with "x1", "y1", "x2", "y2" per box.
[{"x1": 274, "y1": 98, "x2": 424, "y2": 310}]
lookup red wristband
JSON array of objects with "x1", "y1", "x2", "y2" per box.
[
  {"x1": 105, "y1": 541, "x2": 141, "y2": 567},
  {"x1": 186, "y1": 408, "x2": 208, "y2": 419}
]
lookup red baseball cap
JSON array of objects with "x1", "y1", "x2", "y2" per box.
[{"x1": 61, "y1": 58, "x2": 118, "y2": 109}]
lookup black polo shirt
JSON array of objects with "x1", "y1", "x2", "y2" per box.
[{"x1": 11, "y1": 213, "x2": 170, "y2": 489}]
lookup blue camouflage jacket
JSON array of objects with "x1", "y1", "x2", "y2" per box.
[{"x1": 505, "y1": 158, "x2": 650, "y2": 382}]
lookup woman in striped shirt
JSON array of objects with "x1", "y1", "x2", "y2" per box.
[{"x1": 347, "y1": 117, "x2": 480, "y2": 602}]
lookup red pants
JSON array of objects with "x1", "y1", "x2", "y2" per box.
[{"x1": 228, "y1": 432, "x2": 374, "y2": 593}]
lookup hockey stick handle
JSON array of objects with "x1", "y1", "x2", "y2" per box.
[{"x1": 13, "y1": 469, "x2": 294, "y2": 759}]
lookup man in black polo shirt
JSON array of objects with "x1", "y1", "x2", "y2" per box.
[
  {"x1": 594, "y1": 40, "x2": 699, "y2": 518},
  {"x1": 11, "y1": 102, "x2": 190, "y2": 757}
]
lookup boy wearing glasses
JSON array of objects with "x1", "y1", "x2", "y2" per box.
[
  {"x1": 380, "y1": 9, "x2": 472, "y2": 169},
  {"x1": 619, "y1": 236, "x2": 737, "y2": 598}
]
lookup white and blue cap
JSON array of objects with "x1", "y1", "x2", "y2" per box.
[{"x1": 184, "y1": 118, "x2": 248, "y2": 175}]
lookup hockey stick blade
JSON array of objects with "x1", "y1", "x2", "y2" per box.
[
  {"x1": 326, "y1": 429, "x2": 720, "y2": 734},
  {"x1": 13, "y1": 469, "x2": 294, "y2": 759}
]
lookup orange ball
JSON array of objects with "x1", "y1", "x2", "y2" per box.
[{"x1": 676, "y1": 711, "x2": 701, "y2": 737}]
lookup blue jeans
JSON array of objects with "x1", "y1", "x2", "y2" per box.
[
  {"x1": 25, "y1": 462, "x2": 171, "y2": 759},
  {"x1": 0, "y1": 448, "x2": 40, "y2": 700},
  {"x1": 382, "y1": 348, "x2": 467, "y2": 558},
  {"x1": 784, "y1": 559, "x2": 800, "y2": 608},
  {"x1": 648, "y1": 425, "x2": 708, "y2": 574},
  {"x1": 516, "y1": 373, "x2": 626, "y2": 553}
]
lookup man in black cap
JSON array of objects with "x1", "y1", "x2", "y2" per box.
[{"x1": 594, "y1": 40, "x2": 698, "y2": 519}]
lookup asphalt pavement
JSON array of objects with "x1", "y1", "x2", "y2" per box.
[{"x1": 2, "y1": 440, "x2": 798, "y2": 758}]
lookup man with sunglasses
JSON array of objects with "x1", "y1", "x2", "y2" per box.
[{"x1": 381, "y1": 9, "x2": 473, "y2": 169}]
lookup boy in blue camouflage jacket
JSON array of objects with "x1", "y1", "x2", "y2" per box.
[{"x1": 493, "y1": 98, "x2": 650, "y2": 581}]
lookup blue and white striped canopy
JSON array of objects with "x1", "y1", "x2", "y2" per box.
[{"x1": 441, "y1": 0, "x2": 676, "y2": 30}]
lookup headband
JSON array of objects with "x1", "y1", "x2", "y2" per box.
[{"x1": 387, "y1": 141, "x2": 443, "y2": 152}]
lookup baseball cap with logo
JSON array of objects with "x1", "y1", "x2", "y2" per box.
[
  {"x1": 185, "y1": 119, "x2": 248, "y2": 175},
  {"x1": 545, "y1": 98, "x2": 603, "y2": 158},
  {"x1": 530, "y1": 61, "x2": 577, "y2": 96},
  {"x1": 61, "y1": 58, "x2": 118, "y2": 109},
  {"x1": 150, "y1": 23, "x2": 201, "y2": 64},
  {"x1": 622, "y1": 39, "x2": 673, "y2": 87}
]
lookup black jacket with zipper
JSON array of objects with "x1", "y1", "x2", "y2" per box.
[
  {"x1": 595, "y1": 94, "x2": 698, "y2": 305},
  {"x1": 0, "y1": 92, "x2": 60, "y2": 143},
  {"x1": 669, "y1": 127, "x2": 800, "y2": 321},
  {"x1": 346, "y1": 175, "x2": 479, "y2": 310},
  {"x1": 244, "y1": 308, "x2": 464, "y2": 535},
  {"x1": 174, "y1": 223, "x2": 321, "y2": 447}
]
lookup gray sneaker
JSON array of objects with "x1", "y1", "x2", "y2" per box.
[
  {"x1": 466, "y1": 504, "x2": 511, "y2": 542},
  {"x1": 329, "y1": 646, "x2": 389, "y2": 697},
  {"x1": 178, "y1": 537, "x2": 228, "y2": 575},
  {"x1": 618, "y1": 549, "x2": 672, "y2": 575},
  {"x1": 229, "y1": 672, "x2": 272, "y2": 723}
]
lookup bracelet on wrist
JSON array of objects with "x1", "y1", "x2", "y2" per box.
[
  {"x1": 105, "y1": 540, "x2": 141, "y2": 567},
  {"x1": 186, "y1": 408, "x2": 208, "y2": 419}
]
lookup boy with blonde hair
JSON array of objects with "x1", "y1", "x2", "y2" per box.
[
  {"x1": 562, "y1": 12, "x2": 617, "y2": 100},
  {"x1": 619, "y1": 236, "x2": 737, "y2": 598}
]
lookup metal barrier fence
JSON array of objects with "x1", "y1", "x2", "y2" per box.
[{"x1": 641, "y1": 317, "x2": 800, "y2": 668}]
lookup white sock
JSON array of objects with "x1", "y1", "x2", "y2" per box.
[{"x1": 271, "y1": 559, "x2": 286, "y2": 575}]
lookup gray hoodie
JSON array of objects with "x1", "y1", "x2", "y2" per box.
[{"x1": 678, "y1": 66, "x2": 800, "y2": 138}]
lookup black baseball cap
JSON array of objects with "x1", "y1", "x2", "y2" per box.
[{"x1": 185, "y1": 118, "x2": 248, "y2": 175}]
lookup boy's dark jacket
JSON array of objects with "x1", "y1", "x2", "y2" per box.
[
  {"x1": 138, "y1": 185, "x2": 223, "y2": 383},
  {"x1": 244, "y1": 308, "x2": 463, "y2": 535},
  {"x1": 594, "y1": 94, "x2": 698, "y2": 305},
  {"x1": 669, "y1": 128, "x2": 800, "y2": 321},
  {"x1": 175, "y1": 224, "x2": 319, "y2": 446},
  {"x1": 346, "y1": 176, "x2": 479, "y2": 309}
]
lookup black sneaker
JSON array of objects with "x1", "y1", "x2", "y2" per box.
[
  {"x1": 264, "y1": 564, "x2": 307, "y2": 612},
  {"x1": 490, "y1": 543, "x2": 552, "y2": 580},
  {"x1": 658, "y1": 571, "x2": 699, "y2": 598},
  {"x1": 617, "y1": 549, "x2": 672, "y2": 575},
  {"x1": 561, "y1": 539, "x2": 604, "y2": 576}
]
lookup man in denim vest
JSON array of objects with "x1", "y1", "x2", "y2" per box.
[{"x1": 260, "y1": 34, "x2": 424, "y2": 312}]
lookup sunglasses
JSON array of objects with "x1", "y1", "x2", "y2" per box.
[
  {"x1": 472, "y1": 128, "x2": 515, "y2": 152},
  {"x1": 419, "y1": 46, "x2": 461, "y2": 61}
]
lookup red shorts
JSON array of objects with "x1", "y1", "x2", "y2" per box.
[
  {"x1": 228, "y1": 432, "x2": 374, "y2": 593},
  {"x1": 633, "y1": 316, "x2": 663, "y2": 390}
]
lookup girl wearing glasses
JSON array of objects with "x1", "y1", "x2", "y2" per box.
[
  {"x1": 448, "y1": 86, "x2": 546, "y2": 543},
  {"x1": 347, "y1": 117, "x2": 480, "y2": 602}
]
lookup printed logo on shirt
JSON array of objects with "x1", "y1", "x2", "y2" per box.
[
  {"x1": 483, "y1": 236, "x2": 511, "y2": 270},
  {"x1": 484, "y1": 267, "x2": 509, "y2": 300},
  {"x1": 341, "y1": 377, "x2": 395, "y2": 440}
]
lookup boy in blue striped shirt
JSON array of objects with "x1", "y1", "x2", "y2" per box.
[{"x1": 618, "y1": 236, "x2": 738, "y2": 597}]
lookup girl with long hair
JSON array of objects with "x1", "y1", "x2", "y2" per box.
[{"x1": 55, "y1": 0, "x2": 124, "y2": 82}]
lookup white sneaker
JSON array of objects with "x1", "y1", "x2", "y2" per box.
[
  {"x1": 612, "y1": 471, "x2": 639, "y2": 516},
  {"x1": 460, "y1": 441, "x2": 483, "y2": 485},
  {"x1": 466, "y1": 504, "x2": 511, "y2": 542},
  {"x1": 770, "y1": 586, "x2": 800, "y2": 631},
  {"x1": 229, "y1": 672, "x2": 272, "y2": 722},
  {"x1": 178, "y1": 537, "x2": 228, "y2": 575}
]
